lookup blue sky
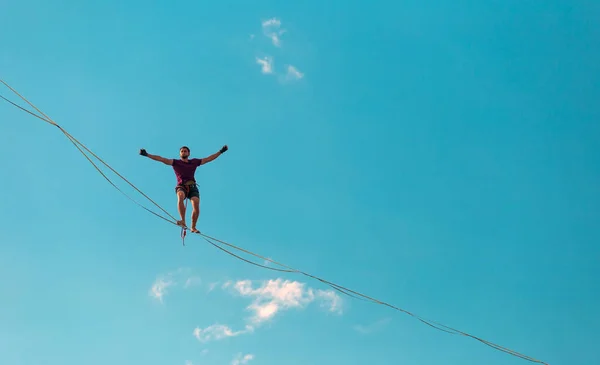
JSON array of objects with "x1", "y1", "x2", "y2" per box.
[{"x1": 1, "y1": 1, "x2": 599, "y2": 364}]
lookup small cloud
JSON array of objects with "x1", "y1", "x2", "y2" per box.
[
  {"x1": 201, "y1": 349, "x2": 209, "y2": 356},
  {"x1": 261, "y1": 17, "x2": 285, "y2": 47},
  {"x1": 185, "y1": 276, "x2": 202, "y2": 288},
  {"x1": 149, "y1": 277, "x2": 174, "y2": 302},
  {"x1": 193, "y1": 324, "x2": 254, "y2": 343},
  {"x1": 232, "y1": 353, "x2": 255, "y2": 365},
  {"x1": 208, "y1": 282, "x2": 219, "y2": 292},
  {"x1": 185, "y1": 361, "x2": 193, "y2": 365},
  {"x1": 261, "y1": 18, "x2": 280, "y2": 28},
  {"x1": 227, "y1": 278, "x2": 342, "y2": 324},
  {"x1": 249, "y1": 34, "x2": 255, "y2": 40},
  {"x1": 149, "y1": 268, "x2": 199, "y2": 302},
  {"x1": 354, "y1": 317, "x2": 392, "y2": 334},
  {"x1": 193, "y1": 279, "x2": 336, "y2": 344},
  {"x1": 285, "y1": 65, "x2": 304, "y2": 80},
  {"x1": 316, "y1": 289, "x2": 343, "y2": 314},
  {"x1": 256, "y1": 56, "x2": 273, "y2": 74}
]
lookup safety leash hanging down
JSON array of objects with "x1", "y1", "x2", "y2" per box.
[
  {"x1": 0, "y1": 78, "x2": 550, "y2": 365},
  {"x1": 181, "y1": 199, "x2": 188, "y2": 245}
]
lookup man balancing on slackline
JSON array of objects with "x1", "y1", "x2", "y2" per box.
[{"x1": 139, "y1": 144, "x2": 228, "y2": 233}]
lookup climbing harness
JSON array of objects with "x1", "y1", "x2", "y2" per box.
[
  {"x1": 175, "y1": 180, "x2": 198, "y2": 198},
  {"x1": 175, "y1": 180, "x2": 198, "y2": 246}
]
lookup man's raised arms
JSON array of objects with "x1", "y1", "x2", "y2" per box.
[
  {"x1": 200, "y1": 145, "x2": 228, "y2": 165},
  {"x1": 139, "y1": 149, "x2": 173, "y2": 165}
]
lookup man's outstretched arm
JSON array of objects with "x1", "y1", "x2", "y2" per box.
[
  {"x1": 140, "y1": 149, "x2": 173, "y2": 165},
  {"x1": 200, "y1": 145, "x2": 228, "y2": 165}
]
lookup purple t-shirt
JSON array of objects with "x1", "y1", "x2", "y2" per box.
[{"x1": 172, "y1": 158, "x2": 203, "y2": 185}]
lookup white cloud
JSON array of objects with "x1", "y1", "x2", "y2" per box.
[
  {"x1": 149, "y1": 277, "x2": 173, "y2": 302},
  {"x1": 185, "y1": 361, "x2": 193, "y2": 365},
  {"x1": 184, "y1": 276, "x2": 202, "y2": 288},
  {"x1": 229, "y1": 278, "x2": 342, "y2": 324},
  {"x1": 261, "y1": 17, "x2": 285, "y2": 47},
  {"x1": 149, "y1": 268, "x2": 200, "y2": 302},
  {"x1": 256, "y1": 56, "x2": 273, "y2": 74},
  {"x1": 262, "y1": 18, "x2": 281, "y2": 28},
  {"x1": 252, "y1": 17, "x2": 306, "y2": 82},
  {"x1": 285, "y1": 65, "x2": 304, "y2": 81},
  {"x1": 201, "y1": 349, "x2": 209, "y2": 356},
  {"x1": 208, "y1": 282, "x2": 219, "y2": 292},
  {"x1": 232, "y1": 353, "x2": 255, "y2": 365},
  {"x1": 193, "y1": 324, "x2": 254, "y2": 343},
  {"x1": 191, "y1": 278, "x2": 343, "y2": 344},
  {"x1": 316, "y1": 289, "x2": 343, "y2": 314}
]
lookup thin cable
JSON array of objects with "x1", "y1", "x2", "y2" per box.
[
  {"x1": 0, "y1": 92, "x2": 179, "y2": 227},
  {"x1": 0, "y1": 79, "x2": 179, "y2": 224},
  {"x1": 1, "y1": 86, "x2": 294, "y2": 271},
  {"x1": 201, "y1": 233, "x2": 370, "y2": 300},
  {"x1": 0, "y1": 79, "x2": 549, "y2": 365},
  {"x1": 200, "y1": 216, "x2": 546, "y2": 363},
  {"x1": 0, "y1": 94, "x2": 55, "y2": 125},
  {"x1": 200, "y1": 232, "x2": 466, "y2": 335},
  {"x1": 202, "y1": 236, "x2": 295, "y2": 273}
]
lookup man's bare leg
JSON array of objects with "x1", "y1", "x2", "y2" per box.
[
  {"x1": 190, "y1": 196, "x2": 200, "y2": 233},
  {"x1": 176, "y1": 190, "x2": 187, "y2": 228}
]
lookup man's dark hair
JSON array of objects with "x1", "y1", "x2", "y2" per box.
[{"x1": 180, "y1": 146, "x2": 190, "y2": 153}]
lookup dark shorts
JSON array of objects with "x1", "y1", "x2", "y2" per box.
[{"x1": 175, "y1": 181, "x2": 200, "y2": 199}]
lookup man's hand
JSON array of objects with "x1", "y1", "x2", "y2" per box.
[
  {"x1": 200, "y1": 145, "x2": 229, "y2": 165},
  {"x1": 140, "y1": 148, "x2": 148, "y2": 156}
]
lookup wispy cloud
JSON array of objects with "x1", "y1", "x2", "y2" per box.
[
  {"x1": 208, "y1": 282, "x2": 219, "y2": 292},
  {"x1": 232, "y1": 353, "x2": 255, "y2": 365},
  {"x1": 151, "y1": 271, "x2": 343, "y2": 344},
  {"x1": 149, "y1": 268, "x2": 199, "y2": 302},
  {"x1": 354, "y1": 318, "x2": 392, "y2": 334},
  {"x1": 256, "y1": 56, "x2": 273, "y2": 74},
  {"x1": 282, "y1": 65, "x2": 304, "y2": 82},
  {"x1": 316, "y1": 289, "x2": 343, "y2": 314},
  {"x1": 191, "y1": 278, "x2": 343, "y2": 343},
  {"x1": 193, "y1": 324, "x2": 254, "y2": 343},
  {"x1": 227, "y1": 278, "x2": 343, "y2": 324},
  {"x1": 233, "y1": 279, "x2": 315, "y2": 323},
  {"x1": 149, "y1": 277, "x2": 174, "y2": 302},
  {"x1": 261, "y1": 17, "x2": 285, "y2": 47},
  {"x1": 252, "y1": 17, "x2": 306, "y2": 82},
  {"x1": 262, "y1": 18, "x2": 281, "y2": 27},
  {"x1": 184, "y1": 276, "x2": 202, "y2": 288}
]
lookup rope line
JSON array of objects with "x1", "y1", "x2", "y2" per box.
[
  {"x1": 2, "y1": 90, "x2": 295, "y2": 274},
  {"x1": 0, "y1": 78, "x2": 549, "y2": 365},
  {"x1": 202, "y1": 236, "x2": 296, "y2": 273},
  {"x1": 0, "y1": 79, "x2": 179, "y2": 224},
  {"x1": 0, "y1": 93, "x2": 179, "y2": 226}
]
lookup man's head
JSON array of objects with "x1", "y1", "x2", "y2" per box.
[{"x1": 179, "y1": 146, "x2": 190, "y2": 160}]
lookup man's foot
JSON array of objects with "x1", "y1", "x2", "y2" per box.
[
  {"x1": 190, "y1": 227, "x2": 200, "y2": 234},
  {"x1": 177, "y1": 220, "x2": 187, "y2": 228}
]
